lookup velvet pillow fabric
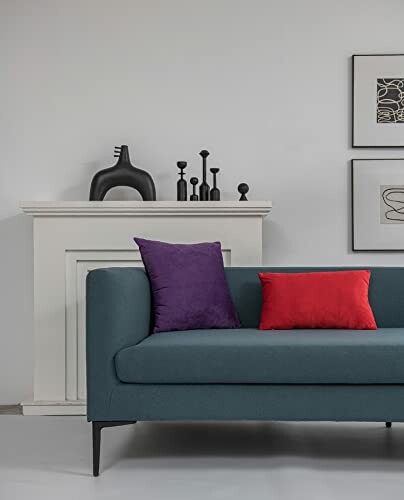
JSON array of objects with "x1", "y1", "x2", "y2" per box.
[
  {"x1": 134, "y1": 238, "x2": 241, "y2": 333},
  {"x1": 259, "y1": 270, "x2": 377, "y2": 330}
]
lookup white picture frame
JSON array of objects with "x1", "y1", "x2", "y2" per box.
[
  {"x1": 352, "y1": 159, "x2": 404, "y2": 251},
  {"x1": 352, "y1": 54, "x2": 404, "y2": 147}
]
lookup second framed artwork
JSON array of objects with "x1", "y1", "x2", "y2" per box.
[
  {"x1": 352, "y1": 54, "x2": 404, "y2": 147},
  {"x1": 352, "y1": 159, "x2": 404, "y2": 250}
]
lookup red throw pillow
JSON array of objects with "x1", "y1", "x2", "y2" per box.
[{"x1": 259, "y1": 270, "x2": 377, "y2": 330}]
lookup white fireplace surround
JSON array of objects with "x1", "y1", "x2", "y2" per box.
[{"x1": 20, "y1": 201, "x2": 272, "y2": 415}]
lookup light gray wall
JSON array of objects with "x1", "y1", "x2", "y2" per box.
[{"x1": 1, "y1": 0, "x2": 404, "y2": 404}]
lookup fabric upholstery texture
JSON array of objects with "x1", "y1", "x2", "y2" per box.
[
  {"x1": 258, "y1": 270, "x2": 377, "y2": 330},
  {"x1": 86, "y1": 266, "x2": 404, "y2": 422},
  {"x1": 106, "y1": 384, "x2": 404, "y2": 422},
  {"x1": 86, "y1": 267, "x2": 151, "y2": 418},
  {"x1": 115, "y1": 328, "x2": 404, "y2": 384},
  {"x1": 134, "y1": 238, "x2": 240, "y2": 333}
]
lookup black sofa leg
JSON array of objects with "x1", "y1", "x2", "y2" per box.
[
  {"x1": 92, "y1": 421, "x2": 136, "y2": 476},
  {"x1": 386, "y1": 422, "x2": 392, "y2": 428},
  {"x1": 92, "y1": 422, "x2": 101, "y2": 477}
]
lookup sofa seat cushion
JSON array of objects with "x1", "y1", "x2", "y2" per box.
[{"x1": 115, "y1": 328, "x2": 404, "y2": 384}]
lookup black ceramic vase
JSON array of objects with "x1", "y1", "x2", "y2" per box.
[{"x1": 89, "y1": 145, "x2": 156, "y2": 201}]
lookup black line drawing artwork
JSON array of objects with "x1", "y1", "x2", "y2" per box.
[
  {"x1": 377, "y1": 79, "x2": 404, "y2": 123},
  {"x1": 381, "y1": 185, "x2": 404, "y2": 223}
]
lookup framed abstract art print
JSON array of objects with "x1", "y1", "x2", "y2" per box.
[
  {"x1": 352, "y1": 54, "x2": 404, "y2": 147},
  {"x1": 352, "y1": 159, "x2": 404, "y2": 250}
]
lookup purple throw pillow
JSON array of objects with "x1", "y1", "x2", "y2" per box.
[{"x1": 134, "y1": 238, "x2": 241, "y2": 333}]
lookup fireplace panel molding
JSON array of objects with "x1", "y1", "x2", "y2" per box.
[{"x1": 21, "y1": 201, "x2": 271, "y2": 415}]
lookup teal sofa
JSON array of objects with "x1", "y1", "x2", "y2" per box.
[{"x1": 87, "y1": 266, "x2": 404, "y2": 475}]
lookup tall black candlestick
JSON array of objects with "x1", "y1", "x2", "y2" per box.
[{"x1": 199, "y1": 150, "x2": 210, "y2": 201}]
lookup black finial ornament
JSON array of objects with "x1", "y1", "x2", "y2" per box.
[
  {"x1": 89, "y1": 145, "x2": 156, "y2": 201},
  {"x1": 210, "y1": 168, "x2": 220, "y2": 201},
  {"x1": 238, "y1": 183, "x2": 249, "y2": 201},
  {"x1": 199, "y1": 150, "x2": 210, "y2": 201},
  {"x1": 190, "y1": 177, "x2": 199, "y2": 201},
  {"x1": 176, "y1": 161, "x2": 187, "y2": 201}
]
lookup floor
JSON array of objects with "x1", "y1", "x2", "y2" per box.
[
  {"x1": 0, "y1": 405, "x2": 22, "y2": 415},
  {"x1": 1, "y1": 414, "x2": 404, "y2": 500}
]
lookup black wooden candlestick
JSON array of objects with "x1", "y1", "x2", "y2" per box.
[
  {"x1": 199, "y1": 150, "x2": 210, "y2": 201},
  {"x1": 190, "y1": 177, "x2": 199, "y2": 201},
  {"x1": 176, "y1": 161, "x2": 187, "y2": 201},
  {"x1": 210, "y1": 168, "x2": 220, "y2": 201}
]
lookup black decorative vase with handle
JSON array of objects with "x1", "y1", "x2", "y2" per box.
[{"x1": 89, "y1": 145, "x2": 156, "y2": 201}]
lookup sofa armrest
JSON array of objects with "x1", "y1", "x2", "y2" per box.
[{"x1": 86, "y1": 267, "x2": 151, "y2": 421}]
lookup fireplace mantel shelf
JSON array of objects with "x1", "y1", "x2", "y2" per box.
[{"x1": 20, "y1": 201, "x2": 272, "y2": 217}]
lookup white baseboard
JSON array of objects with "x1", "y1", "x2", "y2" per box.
[{"x1": 21, "y1": 400, "x2": 86, "y2": 416}]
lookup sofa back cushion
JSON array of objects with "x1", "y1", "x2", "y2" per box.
[{"x1": 224, "y1": 267, "x2": 404, "y2": 329}]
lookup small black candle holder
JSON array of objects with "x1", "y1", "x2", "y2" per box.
[
  {"x1": 190, "y1": 177, "x2": 199, "y2": 201},
  {"x1": 210, "y1": 168, "x2": 220, "y2": 200},
  {"x1": 176, "y1": 161, "x2": 187, "y2": 201}
]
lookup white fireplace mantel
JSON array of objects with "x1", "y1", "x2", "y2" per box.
[
  {"x1": 21, "y1": 201, "x2": 272, "y2": 415},
  {"x1": 21, "y1": 200, "x2": 272, "y2": 217}
]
